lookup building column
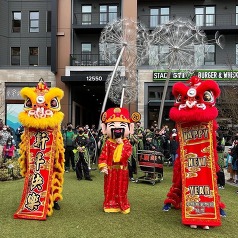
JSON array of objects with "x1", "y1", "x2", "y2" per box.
[{"x1": 56, "y1": 0, "x2": 72, "y2": 124}]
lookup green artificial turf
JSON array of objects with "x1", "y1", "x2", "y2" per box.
[{"x1": 0, "y1": 166, "x2": 236, "y2": 238}]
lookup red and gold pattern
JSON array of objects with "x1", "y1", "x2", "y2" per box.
[
  {"x1": 101, "y1": 107, "x2": 140, "y2": 124},
  {"x1": 14, "y1": 79, "x2": 64, "y2": 220},
  {"x1": 178, "y1": 121, "x2": 221, "y2": 226},
  {"x1": 14, "y1": 127, "x2": 63, "y2": 220},
  {"x1": 99, "y1": 107, "x2": 139, "y2": 214},
  {"x1": 98, "y1": 138, "x2": 132, "y2": 214}
]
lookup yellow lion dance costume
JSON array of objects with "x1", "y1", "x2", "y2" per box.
[{"x1": 14, "y1": 79, "x2": 65, "y2": 220}]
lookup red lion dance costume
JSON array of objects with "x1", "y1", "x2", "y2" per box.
[
  {"x1": 98, "y1": 107, "x2": 140, "y2": 214},
  {"x1": 163, "y1": 76, "x2": 226, "y2": 230},
  {"x1": 14, "y1": 79, "x2": 65, "y2": 220}
]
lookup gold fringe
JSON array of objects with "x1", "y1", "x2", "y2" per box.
[
  {"x1": 47, "y1": 130, "x2": 65, "y2": 217},
  {"x1": 18, "y1": 131, "x2": 28, "y2": 177}
]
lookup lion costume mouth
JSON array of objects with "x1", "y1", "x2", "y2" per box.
[
  {"x1": 179, "y1": 103, "x2": 206, "y2": 110},
  {"x1": 28, "y1": 108, "x2": 53, "y2": 118}
]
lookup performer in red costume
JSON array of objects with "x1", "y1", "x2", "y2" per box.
[
  {"x1": 162, "y1": 76, "x2": 226, "y2": 230},
  {"x1": 98, "y1": 107, "x2": 140, "y2": 214}
]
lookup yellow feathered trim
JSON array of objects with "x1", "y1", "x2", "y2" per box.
[
  {"x1": 20, "y1": 87, "x2": 64, "y2": 103},
  {"x1": 113, "y1": 143, "x2": 124, "y2": 162},
  {"x1": 47, "y1": 131, "x2": 65, "y2": 217},
  {"x1": 18, "y1": 111, "x2": 64, "y2": 130},
  {"x1": 44, "y1": 87, "x2": 64, "y2": 101},
  {"x1": 18, "y1": 131, "x2": 28, "y2": 177}
]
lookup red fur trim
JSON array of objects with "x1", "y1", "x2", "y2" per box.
[
  {"x1": 196, "y1": 80, "x2": 220, "y2": 99},
  {"x1": 219, "y1": 202, "x2": 226, "y2": 209},
  {"x1": 170, "y1": 107, "x2": 218, "y2": 122}
]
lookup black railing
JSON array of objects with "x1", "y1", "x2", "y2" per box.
[
  {"x1": 73, "y1": 12, "x2": 119, "y2": 26},
  {"x1": 70, "y1": 54, "x2": 118, "y2": 66},
  {"x1": 73, "y1": 12, "x2": 238, "y2": 28},
  {"x1": 138, "y1": 13, "x2": 238, "y2": 28}
]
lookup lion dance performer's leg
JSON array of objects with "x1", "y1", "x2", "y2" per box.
[{"x1": 163, "y1": 152, "x2": 182, "y2": 210}]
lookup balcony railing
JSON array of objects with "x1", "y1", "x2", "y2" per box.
[
  {"x1": 73, "y1": 12, "x2": 238, "y2": 28},
  {"x1": 70, "y1": 54, "x2": 118, "y2": 66},
  {"x1": 138, "y1": 13, "x2": 238, "y2": 28},
  {"x1": 73, "y1": 12, "x2": 119, "y2": 26}
]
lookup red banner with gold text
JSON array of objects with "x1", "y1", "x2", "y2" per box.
[
  {"x1": 178, "y1": 121, "x2": 221, "y2": 227},
  {"x1": 14, "y1": 127, "x2": 57, "y2": 220}
]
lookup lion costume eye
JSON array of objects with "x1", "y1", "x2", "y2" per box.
[
  {"x1": 50, "y1": 97, "x2": 59, "y2": 109},
  {"x1": 203, "y1": 91, "x2": 214, "y2": 102},
  {"x1": 24, "y1": 98, "x2": 32, "y2": 108}
]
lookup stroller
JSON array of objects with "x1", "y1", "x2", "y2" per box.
[{"x1": 136, "y1": 150, "x2": 164, "y2": 185}]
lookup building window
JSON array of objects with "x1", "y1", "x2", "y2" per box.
[
  {"x1": 204, "y1": 44, "x2": 215, "y2": 65},
  {"x1": 47, "y1": 47, "x2": 51, "y2": 65},
  {"x1": 29, "y1": 47, "x2": 38, "y2": 65},
  {"x1": 236, "y1": 44, "x2": 238, "y2": 64},
  {"x1": 100, "y1": 5, "x2": 118, "y2": 24},
  {"x1": 47, "y1": 11, "x2": 51, "y2": 32},
  {"x1": 195, "y1": 6, "x2": 215, "y2": 26},
  {"x1": 148, "y1": 86, "x2": 172, "y2": 100},
  {"x1": 29, "y1": 11, "x2": 39, "y2": 32},
  {"x1": 236, "y1": 6, "x2": 238, "y2": 25},
  {"x1": 82, "y1": 5, "x2": 92, "y2": 25},
  {"x1": 149, "y1": 45, "x2": 169, "y2": 66},
  {"x1": 12, "y1": 12, "x2": 21, "y2": 33},
  {"x1": 99, "y1": 43, "x2": 117, "y2": 65},
  {"x1": 150, "y1": 7, "x2": 170, "y2": 27},
  {"x1": 194, "y1": 44, "x2": 215, "y2": 65},
  {"x1": 82, "y1": 43, "x2": 91, "y2": 65},
  {"x1": 11, "y1": 47, "x2": 20, "y2": 65},
  {"x1": 82, "y1": 43, "x2": 91, "y2": 53}
]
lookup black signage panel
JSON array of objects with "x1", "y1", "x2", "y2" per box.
[{"x1": 61, "y1": 71, "x2": 109, "y2": 82}]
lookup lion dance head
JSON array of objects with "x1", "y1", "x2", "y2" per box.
[
  {"x1": 170, "y1": 76, "x2": 220, "y2": 122},
  {"x1": 18, "y1": 79, "x2": 64, "y2": 129}
]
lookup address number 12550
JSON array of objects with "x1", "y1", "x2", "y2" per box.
[{"x1": 86, "y1": 76, "x2": 103, "y2": 81}]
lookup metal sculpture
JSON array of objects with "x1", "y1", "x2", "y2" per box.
[{"x1": 150, "y1": 18, "x2": 224, "y2": 128}]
